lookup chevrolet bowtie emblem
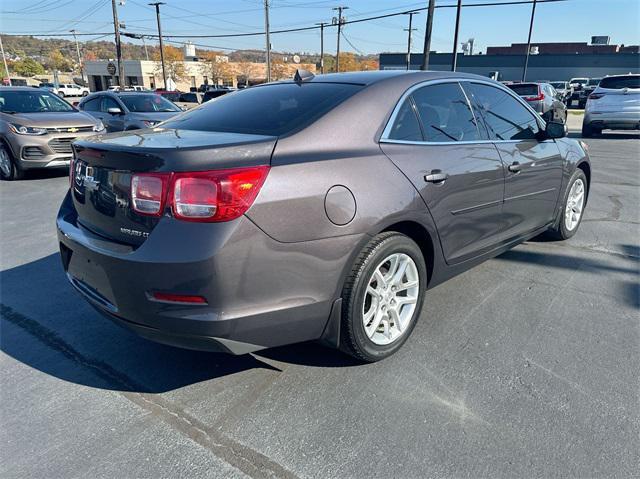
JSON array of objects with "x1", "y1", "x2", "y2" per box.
[{"x1": 68, "y1": 127, "x2": 79, "y2": 133}]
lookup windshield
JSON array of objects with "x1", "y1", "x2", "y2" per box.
[
  {"x1": 119, "y1": 94, "x2": 180, "y2": 113},
  {"x1": 508, "y1": 84, "x2": 539, "y2": 96},
  {"x1": 162, "y1": 82, "x2": 363, "y2": 136},
  {"x1": 0, "y1": 90, "x2": 74, "y2": 113},
  {"x1": 599, "y1": 76, "x2": 640, "y2": 89}
]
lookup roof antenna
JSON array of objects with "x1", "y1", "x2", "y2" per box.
[{"x1": 294, "y1": 69, "x2": 315, "y2": 83}]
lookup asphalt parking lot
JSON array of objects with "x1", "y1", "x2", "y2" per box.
[{"x1": 1, "y1": 115, "x2": 638, "y2": 478}]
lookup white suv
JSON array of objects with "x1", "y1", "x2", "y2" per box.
[
  {"x1": 56, "y1": 84, "x2": 90, "y2": 97},
  {"x1": 582, "y1": 74, "x2": 640, "y2": 137}
]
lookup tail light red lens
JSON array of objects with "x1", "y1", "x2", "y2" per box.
[
  {"x1": 170, "y1": 166, "x2": 270, "y2": 222},
  {"x1": 588, "y1": 93, "x2": 605, "y2": 100},
  {"x1": 131, "y1": 173, "x2": 170, "y2": 216},
  {"x1": 150, "y1": 292, "x2": 208, "y2": 305},
  {"x1": 130, "y1": 166, "x2": 269, "y2": 222}
]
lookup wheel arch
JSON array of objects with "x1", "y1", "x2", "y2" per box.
[
  {"x1": 381, "y1": 220, "x2": 435, "y2": 287},
  {"x1": 576, "y1": 160, "x2": 591, "y2": 205}
]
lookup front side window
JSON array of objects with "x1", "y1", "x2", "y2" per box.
[
  {"x1": 411, "y1": 82, "x2": 480, "y2": 142},
  {"x1": 82, "y1": 97, "x2": 101, "y2": 111},
  {"x1": 120, "y1": 94, "x2": 180, "y2": 113},
  {"x1": 101, "y1": 97, "x2": 121, "y2": 112},
  {"x1": 387, "y1": 99, "x2": 423, "y2": 141},
  {"x1": 464, "y1": 83, "x2": 540, "y2": 141}
]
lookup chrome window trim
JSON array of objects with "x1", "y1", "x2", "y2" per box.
[{"x1": 380, "y1": 77, "x2": 546, "y2": 146}]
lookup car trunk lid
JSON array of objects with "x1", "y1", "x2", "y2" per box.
[{"x1": 71, "y1": 128, "x2": 277, "y2": 246}]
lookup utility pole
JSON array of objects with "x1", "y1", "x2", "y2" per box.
[
  {"x1": 451, "y1": 0, "x2": 462, "y2": 71},
  {"x1": 141, "y1": 36, "x2": 149, "y2": 61},
  {"x1": 70, "y1": 29, "x2": 85, "y2": 83},
  {"x1": 0, "y1": 35, "x2": 11, "y2": 86},
  {"x1": 315, "y1": 22, "x2": 327, "y2": 74},
  {"x1": 111, "y1": 0, "x2": 125, "y2": 87},
  {"x1": 332, "y1": 6, "x2": 348, "y2": 73},
  {"x1": 404, "y1": 12, "x2": 418, "y2": 71},
  {"x1": 420, "y1": 0, "x2": 436, "y2": 70},
  {"x1": 149, "y1": 2, "x2": 167, "y2": 89},
  {"x1": 522, "y1": 0, "x2": 537, "y2": 82},
  {"x1": 264, "y1": 0, "x2": 271, "y2": 82}
]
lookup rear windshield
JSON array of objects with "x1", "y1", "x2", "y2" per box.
[
  {"x1": 0, "y1": 90, "x2": 74, "y2": 113},
  {"x1": 587, "y1": 78, "x2": 601, "y2": 86},
  {"x1": 120, "y1": 94, "x2": 180, "y2": 112},
  {"x1": 162, "y1": 82, "x2": 362, "y2": 136},
  {"x1": 550, "y1": 82, "x2": 566, "y2": 89},
  {"x1": 508, "y1": 84, "x2": 539, "y2": 96},
  {"x1": 599, "y1": 76, "x2": 640, "y2": 89},
  {"x1": 159, "y1": 92, "x2": 180, "y2": 102}
]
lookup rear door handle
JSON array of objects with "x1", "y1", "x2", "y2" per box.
[
  {"x1": 424, "y1": 170, "x2": 449, "y2": 184},
  {"x1": 508, "y1": 161, "x2": 522, "y2": 173}
]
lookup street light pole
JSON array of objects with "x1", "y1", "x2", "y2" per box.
[
  {"x1": 70, "y1": 29, "x2": 85, "y2": 83},
  {"x1": 264, "y1": 0, "x2": 271, "y2": 82},
  {"x1": 420, "y1": 0, "x2": 436, "y2": 70},
  {"x1": 333, "y1": 6, "x2": 348, "y2": 72},
  {"x1": 0, "y1": 35, "x2": 10, "y2": 86},
  {"x1": 149, "y1": 2, "x2": 167, "y2": 90},
  {"x1": 404, "y1": 12, "x2": 418, "y2": 71},
  {"x1": 522, "y1": 0, "x2": 537, "y2": 82},
  {"x1": 451, "y1": 0, "x2": 462, "y2": 71},
  {"x1": 316, "y1": 22, "x2": 327, "y2": 74},
  {"x1": 111, "y1": 0, "x2": 125, "y2": 87}
]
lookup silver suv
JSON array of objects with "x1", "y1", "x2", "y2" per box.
[
  {"x1": 582, "y1": 74, "x2": 640, "y2": 137},
  {"x1": 0, "y1": 87, "x2": 104, "y2": 180}
]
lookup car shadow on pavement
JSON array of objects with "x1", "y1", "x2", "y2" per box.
[
  {"x1": 1, "y1": 253, "x2": 288, "y2": 393},
  {"x1": 495, "y1": 243, "x2": 639, "y2": 309}
]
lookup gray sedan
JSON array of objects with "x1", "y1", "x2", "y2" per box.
[
  {"x1": 58, "y1": 71, "x2": 590, "y2": 362},
  {"x1": 78, "y1": 91, "x2": 182, "y2": 132}
]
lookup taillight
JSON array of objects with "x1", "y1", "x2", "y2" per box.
[
  {"x1": 524, "y1": 90, "x2": 544, "y2": 101},
  {"x1": 169, "y1": 166, "x2": 269, "y2": 222},
  {"x1": 150, "y1": 292, "x2": 208, "y2": 305},
  {"x1": 131, "y1": 173, "x2": 170, "y2": 216},
  {"x1": 588, "y1": 93, "x2": 605, "y2": 100}
]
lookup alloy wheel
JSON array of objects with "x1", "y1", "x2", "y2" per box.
[
  {"x1": 362, "y1": 253, "x2": 419, "y2": 346},
  {"x1": 0, "y1": 146, "x2": 12, "y2": 178},
  {"x1": 565, "y1": 178, "x2": 585, "y2": 231}
]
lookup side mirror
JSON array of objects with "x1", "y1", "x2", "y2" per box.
[
  {"x1": 545, "y1": 120, "x2": 567, "y2": 139},
  {"x1": 107, "y1": 107, "x2": 122, "y2": 115}
]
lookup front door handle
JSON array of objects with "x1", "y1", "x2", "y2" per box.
[
  {"x1": 508, "y1": 161, "x2": 522, "y2": 173},
  {"x1": 424, "y1": 170, "x2": 449, "y2": 184}
]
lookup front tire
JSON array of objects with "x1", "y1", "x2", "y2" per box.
[
  {"x1": 58, "y1": 91, "x2": 65, "y2": 97},
  {"x1": 82, "y1": 91, "x2": 89, "y2": 97},
  {"x1": 340, "y1": 232, "x2": 427, "y2": 362},
  {"x1": 547, "y1": 169, "x2": 588, "y2": 240},
  {"x1": 0, "y1": 143, "x2": 24, "y2": 181}
]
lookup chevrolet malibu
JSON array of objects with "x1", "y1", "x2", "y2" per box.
[{"x1": 57, "y1": 71, "x2": 591, "y2": 362}]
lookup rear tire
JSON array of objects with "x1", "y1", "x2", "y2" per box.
[
  {"x1": 58, "y1": 91, "x2": 65, "y2": 97},
  {"x1": 0, "y1": 143, "x2": 24, "y2": 181},
  {"x1": 547, "y1": 169, "x2": 588, "y2": 240},
  {"x1": 340, "y1": 232, "x2": 427, "y2": 362},
  {"x1": 82, "y1": 91, "x2": 89, "y2": 97}
]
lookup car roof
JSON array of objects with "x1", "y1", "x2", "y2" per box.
[{"x1": 0, "y1": 86, "x2": 49, "y2": 91}]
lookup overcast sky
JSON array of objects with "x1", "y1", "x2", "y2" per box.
[{"x1": 2, "y1": 0, "x2": 639, "y2": 55}]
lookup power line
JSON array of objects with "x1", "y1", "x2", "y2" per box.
[{"x1": 3, "y1": 0, "x2": 571, "y2": 40}]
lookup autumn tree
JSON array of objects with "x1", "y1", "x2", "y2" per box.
[
  {"x1": 358, "y1": 59, "x2": 379, "y2": 71},
  {"x1": 270, "y1": 58, "x2": 290, "y2": 81},
  {"x1": 153, "y1": 45, "x2": 186, "y2": 82},
  {"x1": 12, "y1": 57, "x2": 46, "y2": 77},
  {"x1": 47, "y1": 49, "x2": 73, "y2": 72},
  {"x1": 235, "y1": 62, "x2": 257, "y2": 87},
  {"x1": 200, "y1": 52, "x2": 233, "y2": 86},
  {"x1": 84, "y1": 50, "x2": 98, "y2": 62},
  {"x1": 337, "y1": 52, "x2": 358, "y2": 72}
]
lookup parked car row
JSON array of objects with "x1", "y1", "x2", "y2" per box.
[{"x1": 507, "y1": 82, "x2": 567, "y2": 123}]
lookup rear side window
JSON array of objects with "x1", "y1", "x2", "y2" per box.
[
  {"x1": 599, "y1": 76, "x2": 640, "y2": 89},
  {"x1": 464, "y1": 83, "x2": 540, "y2": 141},
  {"x1": 411, "y1": 82, "x2": 480, "y2": 142},
  {"x1": 387, "y1": 100, "x2": 423, "y2": 141},
  {"x1": 162, "y1": 83, "x2": 362, "y2": 136}
]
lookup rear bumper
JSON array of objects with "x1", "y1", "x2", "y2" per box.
[
  {"x1": 57, "y1": 191, "x2": 359, "y2": 353},
  {"x1": 584, "y1": 110, "x2": 640, "y2": 130}
]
